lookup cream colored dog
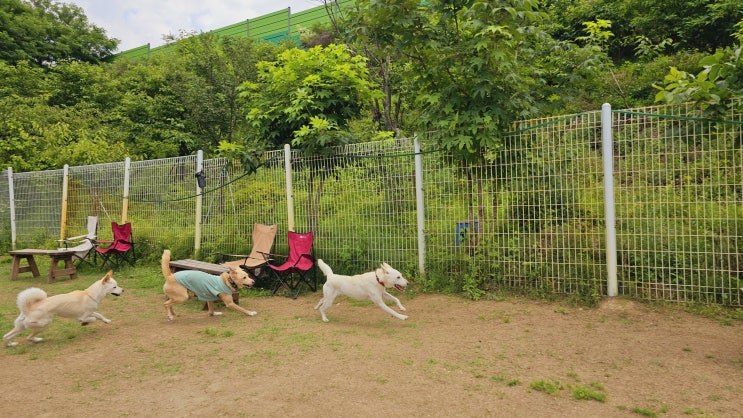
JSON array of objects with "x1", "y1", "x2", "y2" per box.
[
  {"x1": 161, "y1": 249, "x2": 256, "y2": 320},
  {"x1": 314, "y1": 259, "x2": 409, "y2": 322},
  {"x1": 3, "y1": 270, "x2": 123, "y2": 347}
]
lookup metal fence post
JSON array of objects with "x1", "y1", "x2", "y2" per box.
[
  {"x1": 60, "y1": 164, "x2": 69, "y2": 241},
  {"x1": 122, "y1": 157, "x2": 131, "y2": 223},
  {"x1": 7, "y1": 167, "x2": 16, "y2": 250},
  {"x1": 602, "y1": 103, "x2": 618, "y2": 297},
  {"x1": 194, "y1": 151, "x2": 203, "y2": 253},
  {"x1": 284, "y1": 144, "x2": 295, "y2": 232},
  {"x1": 414, "y1": 137, "x2": 426, "y2": 275}
]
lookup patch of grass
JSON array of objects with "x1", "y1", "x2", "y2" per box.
[
  {"x1": 200, "y1": 327, "x2": 219, "y2": 337},
  {"x1": 629, "y1": 406, "x2": 657, "y2": 417},
  {"x1": 571, "y1": 382, "x2": 606, "y2": 402},
  {"x1": 491, "y1": 374, "x2": 521, "y2": 386},
  {"x1": 530, "y1": 379, "x2": 563, "y2": 395},
  {"x1": 198, "y1": 327, "x2": 235, "y2": 338}
]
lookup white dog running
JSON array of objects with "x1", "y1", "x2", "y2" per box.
[
  {"x1": 3, "y1": 270, "x2": 124, "y2": 347},
  {"x1": 314, "y1": 259, "x2": 409, "y2": 322}
]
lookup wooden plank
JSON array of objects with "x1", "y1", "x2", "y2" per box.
[{"x1": 169, "y1": 259, "x2": 229, "y2": 275}]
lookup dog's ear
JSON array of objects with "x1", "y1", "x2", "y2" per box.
[
  {"x1": 103, "y1": 270, "x2": 113, "y2": 282},
  {"x1": 381, "y1": 262, "x2": 392, "y2": 272}
]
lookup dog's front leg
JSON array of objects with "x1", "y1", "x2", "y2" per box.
[
  {"x1": 83, "y1": 312, "x2": 112, "y2": 324},
  {"x1": 218, "y1": 293, "x2": 257, "y2": 316},
  {"x1": 372, "y1": 296, "x2": 408, "y2": 320},
  {"x1": 383, "y1": 291, "x2": 406, "y2": 312}
]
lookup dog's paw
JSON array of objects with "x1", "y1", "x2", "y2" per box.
[
  {"x1": 399, "y1": 306, "x2": 407, "y2": 312},
  {"x1": 6, "y1": 341, "x2": 19, "y2": 347},
  {"x1": 210, "y1": 311, "x2": 223, "y2": 316},
  {"x1": 399, "y1": 314, "x2": 409, "y2": 320},
  {"x1": 28, "y1": 337, "x2": 43, "y2": 343},
  {"x1": 103, "y1": 319, "x2": 112, "y2": 324},
  {"x1": 246, "y1": 311, "x2": 257, "y2": 316}
]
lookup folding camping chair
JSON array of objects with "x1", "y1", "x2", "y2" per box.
[
  {"x1": 57, "y1": 215, "x2": 98, "y2": 266},
  {"x1": 95, "y1": 222, "x2": 135, "y2": 268},
  {"x1": 219, "y1": 223, "x2": 278, "y2": 288},
  {"x1": 261, "y1": 231, "x2": 316, "y2": 299}
]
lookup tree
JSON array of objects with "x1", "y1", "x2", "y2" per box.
[
  {"x1": 338, "y1": 0, "x2": 416, "y2": 136},
  {"x1": 239, "y1": 43, "x2": 377, "y2": 151},
  {"x1": 546, "y1": 0, "x2": 743, "y2": 61},
  {"x1": 238, "y1": 43, "x2": 378, "y2": 231},
  {"x1": 654, "y1": 19, "x2": 743, "y2": 116},
  {"x1": 0, "y1": 0, "x2": 118, "y2": 65},
  {"x1": 165, "y1": 33, "x2": 279, "y2": 154}
]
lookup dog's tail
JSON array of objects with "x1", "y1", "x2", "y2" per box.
[
  {"x1": 161, "y1": 249, "x2": 176, "y2": 282},
  {"x1": 16, "y1": 287, "x2": 47, "y2": 314},
  {"x1": 317, "y1": 259, "x2": 333, "y2": 277}
]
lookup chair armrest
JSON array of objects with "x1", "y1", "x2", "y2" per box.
[
  {"x1": 291, "y1": 253, "x2": 315, "y2": 267},
  {"x1": 57, "y1": 234, "x2": 93, "y2": 246},
  {"x1": 57, "y1": 235, "x2": 82, "y2": 244},
  {"x1": 257, "y1": 251, "x2": 284, "y2": 264},
  {"x1": 215, "y1": 251, "x2": 249, "y2": 260}
]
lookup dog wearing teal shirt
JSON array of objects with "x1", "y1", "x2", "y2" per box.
[{"x1": 161, "y1": 250, "x2": 256, "y2": 320}]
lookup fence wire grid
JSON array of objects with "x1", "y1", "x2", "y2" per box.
[{"x1": 1, "y1": 102, "x2": 741, "y2": 306}]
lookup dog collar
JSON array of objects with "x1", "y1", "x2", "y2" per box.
[
  {"x1": 226, "y1": 275, "x2": 239, "y2": 292},
  {"x1": 376, "y1": 273, "x2": 384, "y2": 287}
]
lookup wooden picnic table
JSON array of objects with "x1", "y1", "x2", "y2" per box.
[
  {"x1": 168, "y1": 259, "x2": 239, "y2": 306},
  {"x1": 9, "y1": 249, "x2": 78, "y2": 283}
]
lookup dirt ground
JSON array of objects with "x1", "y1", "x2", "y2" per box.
[{"x1": 1, "y1": 280, "x2": 743, "y2": 418}]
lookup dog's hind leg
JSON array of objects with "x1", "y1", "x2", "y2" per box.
[
  {"x1": 317, "y1": 289, "x2": 338, "y2": 322},
  {"x1": 383, "y1": 291, "x2": 406, "y2": 312},
  {"x1": 164, "y1": 296, "x2": 186, "y2": 321},
  {"x1": 25, "y1": 328, "x2": 46, "y2": 343},
  {"x1": 3, "y1": 317, "x2": 26, "y2": 347}
]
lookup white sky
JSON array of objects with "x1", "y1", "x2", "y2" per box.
[{"x1": 66, "y1": 0, "x2": 322, "y2": 52}]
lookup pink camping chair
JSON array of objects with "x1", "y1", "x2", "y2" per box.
[
  {"x1": 95, "y1": 222, "x2": 135, "y2": 268},
  {"x1": 261, "y1": 231, "x2": 315, "y2": 299}
]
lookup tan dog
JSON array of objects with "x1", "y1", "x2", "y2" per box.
[
  {"x1": 161, "y1": 249, "x2": 256, "y2": 320},
  {"x1": 314, "y1": 259, "x2": 409, "y2": 322},
  {"x1": 3, "y1": 270, "x2": 123, "y2": 347}
]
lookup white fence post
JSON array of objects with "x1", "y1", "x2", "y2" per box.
[
  {"x1": 7, "y1": 167, "x2": 15, "y2": 250},
  {"x1": 414, "y1": 137, "x2": 426, "y2": 275},
  {"x1": 602, "y1": 103, "x2": 618, "y2": 297},
  {"x1": 122, "y1": 157, "x2": 131, "y2": 223},
  {"x1": 194, "y1": 151, "x2": 203, "y2": 253},
  {"x1": 60, "y1": 164, "x2": 69, "y2": 241},
  {"x1": 284, "y1": 144, "x2": 295, "y2": 232}
]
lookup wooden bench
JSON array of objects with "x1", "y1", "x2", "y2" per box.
[
  {"x1": 9, "y1": 249, "x2": 78, "y2": 283},
  {"x1": 168, "y1": 259, "x2": 239, "y2": 306}
]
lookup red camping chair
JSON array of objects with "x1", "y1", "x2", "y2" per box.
[
  {"x1": 261, "y1": 231, "x2": 316, "y2": 299},
  {"x1": 95, "y1": 222, "x2": 135, "y2": 268}
]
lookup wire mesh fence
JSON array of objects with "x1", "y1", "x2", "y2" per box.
[{"x1": 1, "y1": 102, "x2": 741, "y2": 306}]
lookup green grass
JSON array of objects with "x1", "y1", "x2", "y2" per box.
[
  {"x1": 571, "y1": 383, "x2": 606, "y2": 402},
  {"x1": 530, "y1": 379, "x2": 563, "y2": 395}
]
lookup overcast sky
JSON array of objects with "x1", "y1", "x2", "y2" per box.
[{"x1": 66, "y1": 0, "x2": 321, "y2": 52}]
